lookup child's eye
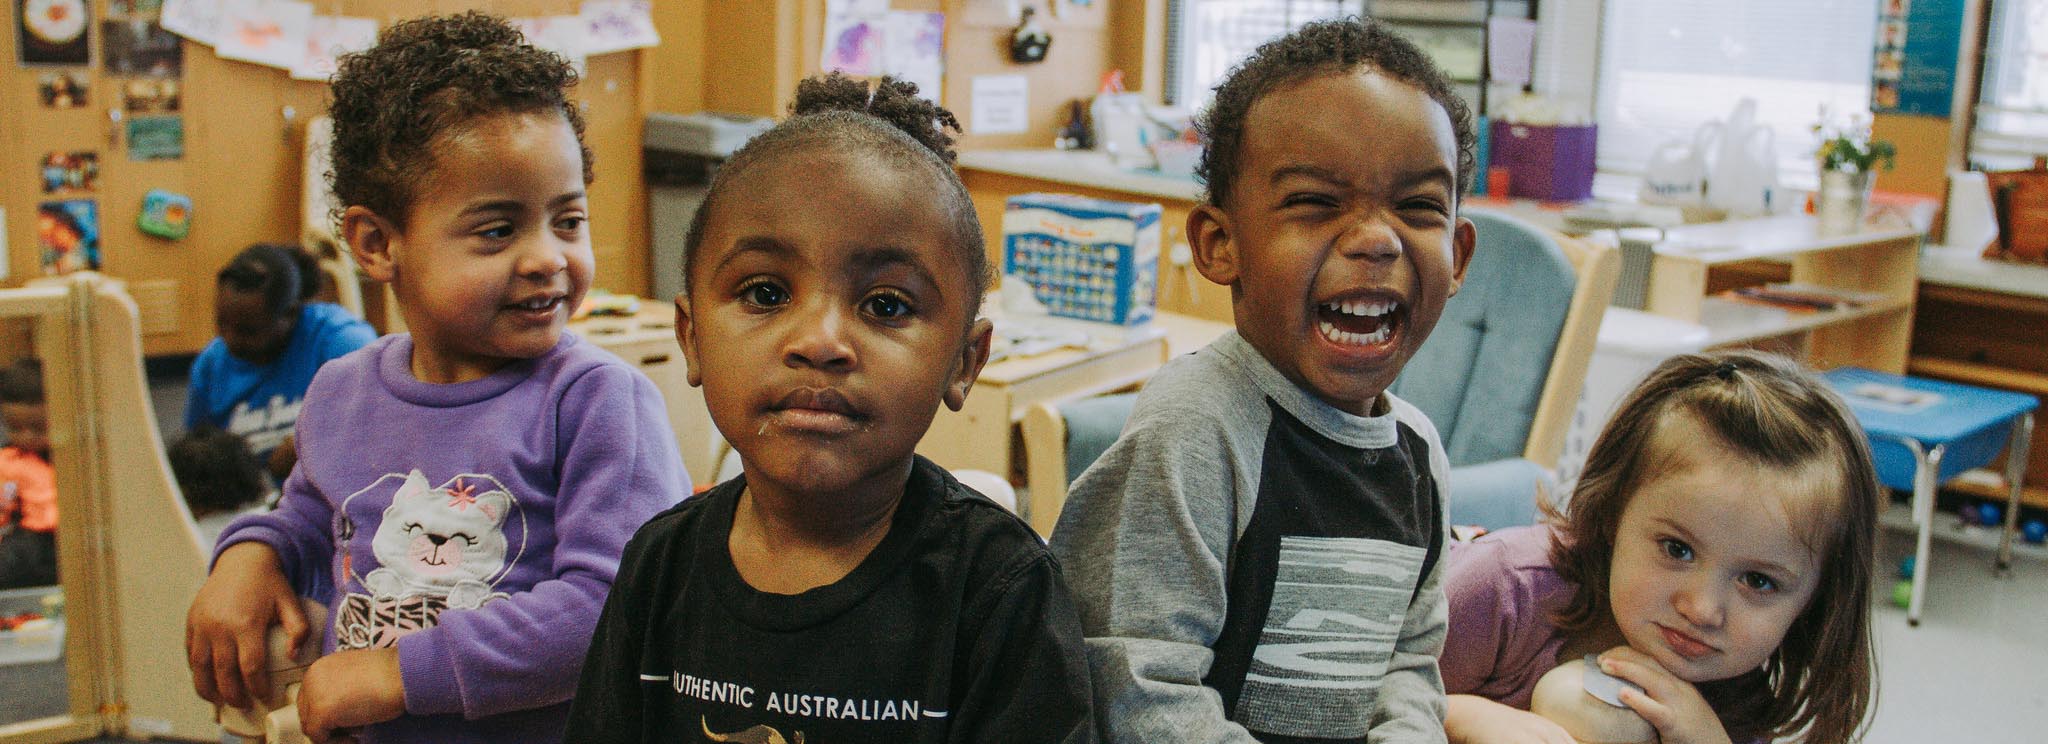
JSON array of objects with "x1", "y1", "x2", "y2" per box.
[
  {"x1": 1401, "y1": 197, "x2": 1451, "y2": 216},
  {"x1": 555, "y1": 215, "x2": 587, "y2": 233},
  {"x1": 1283, "y1": 193, "x2": 1339, "y2": 209},
  {"x1": 863, "y1": 292, "x2": 915, "y2": 320},
  {"x1": 1659, "y1": 538, "x2": 1694, "y2": 561},
  {"x1": 1740, "y1": 571, "x2": 1780, "y2": 593},
  {"x1": 479, "y1": 223, "x2": 514, "y2": 240},
  {"x1": 738, "y1": 280, "x2": 789, "y2": 308}
]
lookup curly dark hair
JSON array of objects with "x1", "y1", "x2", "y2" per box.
[
  {"x1": 1196, "y1": 17, "x2": 1476, "y2": 208},
  {"x1": 326, "y1": 11, "x2": 591, "y2": 231},
  {"x1": 0, "y1": 358, "x2": 42, "y2": 406},
  {"x1": 218, "y1": 243, "x2": 320, "y2": 319},
  {"x1": 680, "y1": 73, "x2": 990, "y2": 315},
  {"x1": 169, "y1": 425, "x2": 271, "y2": 517},
  {"x1": 1547, "y1": 350, "x2": 1880, "y2": 744}
]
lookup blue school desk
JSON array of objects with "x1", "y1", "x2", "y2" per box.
[{"x1": 1821, "y1": 368, "x2": 2038, "y2": 626}]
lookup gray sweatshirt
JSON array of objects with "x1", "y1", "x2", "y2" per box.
[{"x1": 1051, "y1": 331, "x2": 1450, "y2": 744}]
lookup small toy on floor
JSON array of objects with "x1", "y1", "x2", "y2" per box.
[
  {"x1": 216, "y1": 599, "x2": 326, "y2": 743},
  {"x1": 1529, "y1": 656, "x2": 1656, "y2": 744}
]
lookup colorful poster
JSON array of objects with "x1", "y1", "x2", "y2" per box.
[
  {"x1": 577, "y1": 0, "x2": 657, "y2": 56},
  {"x1": 19, "y1": 0, "x2": 92, "y2": 65},
  {"x1": 882, "y1": 11, "x2": 945, "y2": 104},
  {"x1": 160, "y1": 0, "x2": 221, "y2": 45},
  {"x1": 127, "y1": 115, "x2": 184, "y2": 160},
  {"x1": 37, "y1": 71, "x2": 88, "y2": 108},
  {"x1": 103, "y1": 17, "x2": 183, "y2": 77},
  {"x1": 290, "y1": 15, "x2": 376, "y2": 81},
  {"x1": 37, "y1": 199, "x2": 100, "y2": 275},
  {"x1": 212, "y1": 0, "x2": 310, "y2": 71},
  {"x1": 39, "y1": 151, "x2": 99, "y2": 194},
  {"x1": 1873, "y1": 0, "x2": 1963, "y2": 116}
]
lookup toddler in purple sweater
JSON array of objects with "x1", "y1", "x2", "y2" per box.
[{"x1": 184, "y1": 13, "x2": 687, "y2": 742}]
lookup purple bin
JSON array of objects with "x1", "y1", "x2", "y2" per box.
[{"x1": 1489, "y1": 121, "x2": 1597, "y2": 202}]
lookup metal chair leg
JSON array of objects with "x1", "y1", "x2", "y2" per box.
[
  {"x1": 1998, "y1": 413, "x2": 2034, "y2": 572},
  {"x1": 1903, "y1": 439, "x2": 1943, "y2": 627}
]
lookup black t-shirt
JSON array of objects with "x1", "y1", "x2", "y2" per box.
[{"x1": 567, "y1": 456, "x2": 1094, "y2": 743}]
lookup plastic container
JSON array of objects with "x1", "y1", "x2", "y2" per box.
[
  {"x1": 0, "y1": 585, "x2": 65, "y2": 666},
  {"x1": 1554, "y1": 308, "x2": 1711, "y2": 492}
]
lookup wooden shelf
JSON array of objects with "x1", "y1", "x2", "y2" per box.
[
  {"x1": 1908, "y1": 356, "x2": 2048, "y2": 399},
  {"x1": 1699, "y1": 296, "x2": 1911, "y2": 348},
  {"x1": 1940, "y1": 470, "x2": 2048, "y2": 512}
]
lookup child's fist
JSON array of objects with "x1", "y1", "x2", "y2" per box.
[
  {"x1": 297, "y1": 647, "x2": 405, "y2": 742},
  {"x1": 1598, "y1": 646, "x2": 1733, "y2": 744},
  {"x1": 186, "y1": 542, "x2": 308, "y2": 709}
]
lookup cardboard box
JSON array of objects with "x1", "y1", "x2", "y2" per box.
[
  {"x1": 1489, "y1": 121, "x2": 1597, "y2": 202},
  {"x1": 1002, "y1": 194, "x2": 1160, "y2": 326}
]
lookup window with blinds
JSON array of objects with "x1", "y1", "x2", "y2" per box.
[
  {"x1": 1166, "y1": 0, "x2": 1362, "y2": 107},
  {"x1": 1596, "y1": 0, "x2": 1877, "y2": 190},
  {"x1": 1974, "y1": 0, "x2": 2048, "y2": 168}
]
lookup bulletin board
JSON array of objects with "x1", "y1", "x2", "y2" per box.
[{"x1": 1, "y1": 0, "x2": 656, "y2": 356}]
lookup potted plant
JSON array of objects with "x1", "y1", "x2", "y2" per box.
[{"x1": 1812, "y1": 111, "x2": 1895, "y2": 233}]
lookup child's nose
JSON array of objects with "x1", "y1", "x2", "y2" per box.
[
  {"x1": 1337, "y1": 215, "x2": 1402, "y2": 263},
  {"x1": 518, "y1": 237, "x2": 570, "y2": 280},
  {"x1": 1674, "y1": 577, "x2": 1727, "y2": 629},
  {"x1": 782, "y1": 301, "x2": 857, "y2": 372}
]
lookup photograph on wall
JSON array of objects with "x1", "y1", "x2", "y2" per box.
[
  {"x1": 39, "y1": 151, "x2": 99, "y2": 194},
  {"x1": 103, "y1": 17, "x2": 182, "y2": 76},
  {"x1": 111, "y1": 0, "x2": 164, "y2": 16},
  {"x1": 18, "y1": 0, "x2": 92, "y2": 65},
  {"x1": 120, "y1": 77, "x2": 179, "y2": 113},
  {"x1": 37, "y1": 199, "x2": 100, "y2": 275},
  {"x1": 37, "y1": 71, "x2": 89, "y2": 108},
  {"x1": 126, "y1": 115, "x2": 183, "y2": 160}
]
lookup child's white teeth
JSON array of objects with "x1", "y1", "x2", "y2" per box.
[
  {"x1": 1320, "y1": 300, "x2": 1397, "y2": 317},
  {"x1": 1318, "y1": 321, "x2": 1392, "y2": 346}
]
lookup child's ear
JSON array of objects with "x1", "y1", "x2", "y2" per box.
[
  {"x1": 342, "y1": 206, "x2": 398, "y2": 283},
  {"x1": 942, "y1": 317, "x2": 995, "y2": 412},
  {"x1": 1187, "y1": 204, "x2": 1239, "y2": 287},
  {"x1": 673, "y1": 296, "x2": 704, "y2": 388},
  {"x1": 1446, "y1": 215, "x2": 1478, "y2": 296}
]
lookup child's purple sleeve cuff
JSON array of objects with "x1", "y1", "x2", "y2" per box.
[{"x1": 397, "y1": 630, "x2": 465, "y2": 717}]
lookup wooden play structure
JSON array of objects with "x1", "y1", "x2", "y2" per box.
[{"x1": 1, "y1": 274, "x2": 216, "y2": 742}]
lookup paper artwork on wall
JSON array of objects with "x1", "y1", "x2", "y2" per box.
[
  {"x1": 821, "y1": 11, "x2": 883, "y2": 77},
  {"x1": 159, "y1": 0, "x2": 221, "y2": 46},
  {"x1": 212, "y1": 0, "x2": 310, "y2": 71},
  {"x1": 126, "y1": 115, "x2": 183, "y2": 160},
  {"x1": 290, "y1": 16, "x2": 376, "y2": 81},
  {"x1": 39, "y1": 151, "x2": 99, "y2": 194},
  {"x1": 103, "y1": 17, "x2": 183, "y2": 77},
  {"x1": 970, "y1": 74, "x2": 1029, "y2": 135},
  {"x1": 883, "y1": 11, "x2": 946, "y2": 105},
  {"x1": 512, "y1": 16, "x2": 587, "y2": 75},
  {"x1": 577, "y1": 0, "x2": 658, "y2": 56},
  {"x1": 36, "y1": 71, "x2": 88, "y2": 108},
  {"x1": 37, "y1": 199, "x2": 100, "y2": 276},
  {"x1": 19, "y1": 0, "x2": 92, "y2": 65}
]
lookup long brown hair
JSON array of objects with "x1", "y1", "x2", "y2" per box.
[{"x1": 1547, "y1": 350, "x2": 1879, "y2": 743}]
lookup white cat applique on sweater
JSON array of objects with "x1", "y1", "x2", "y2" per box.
[{"x1": 333, "y1": 470, "x2": 522, "y2": 650}]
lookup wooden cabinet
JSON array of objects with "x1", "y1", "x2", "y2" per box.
[
  {"x1": 1909, "y1": 245, "x2": 2048, "y2": 511},
  {"x1": 570, "y1": 303, "x2": 720, "y2": 488},
  {"x1": 1641, "y1": 215, "x2": 1922, "y2": 373}
]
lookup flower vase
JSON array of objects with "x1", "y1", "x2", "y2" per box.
[{"x1": 1816, "y1": 169, "x2": 1872, "y2": 234}]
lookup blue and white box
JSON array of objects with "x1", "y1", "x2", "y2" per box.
[{"x1": 1002, "y1": 193, "x2": 1161, "y2": 326}]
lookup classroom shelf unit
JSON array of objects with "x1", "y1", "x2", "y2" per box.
[
  {"x1": 1641, "y1": 214, "x2": 1923, "y2": 374},
  {"x1": 1365, "y1": 0, "x2": 1537, "y2": 116}
]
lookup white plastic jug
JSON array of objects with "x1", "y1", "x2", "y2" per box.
[
  {"x1": 1705, "y1": 99, "x2": 1779, "y2": 217},
  {"x1": 1640, "y1": 122, "x2": 1718, "y2": 207}
]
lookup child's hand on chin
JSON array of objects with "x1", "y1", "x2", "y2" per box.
[
  {"x1": 298, "y1": 647, "x2": 405, "y2": 743},
  {"x1": 1598, "y1": 646, "x2": 1734, "y2": 744}
]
